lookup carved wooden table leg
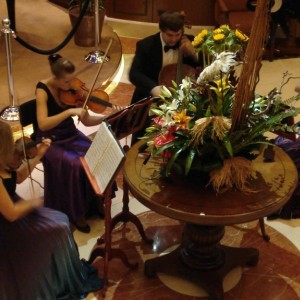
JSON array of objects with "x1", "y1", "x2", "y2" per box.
[{"x1": 144, "y1": 223, "x2": 259, "y2": 300}]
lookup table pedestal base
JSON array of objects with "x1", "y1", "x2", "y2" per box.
[{"x1": 144, "y1": 224, "x2": 259, "y2": 300}]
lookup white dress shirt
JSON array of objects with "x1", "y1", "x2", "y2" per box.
[{"x1": 160, "y1": 33, "x2": 179, "y2": 67}]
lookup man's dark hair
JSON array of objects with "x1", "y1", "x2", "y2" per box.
[{"x1": 159, "y1": 11, "x2": 185, "y2": 32}]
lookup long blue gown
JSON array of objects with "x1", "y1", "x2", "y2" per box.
[{"x1": 0, "y1": 171, "x2": 103, "y2": 300}]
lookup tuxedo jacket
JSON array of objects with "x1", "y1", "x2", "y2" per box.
[{"x1": 129, "y1": 32, "x2": 199, "y2": 103}]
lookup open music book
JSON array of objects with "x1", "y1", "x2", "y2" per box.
[{"x1": 83, "y1": 121, "x2": 125, "y2": 194}]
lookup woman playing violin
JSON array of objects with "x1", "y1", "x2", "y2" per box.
[
  {"x1": 36, "y1": 54, "x2": 111, "y2": 233},
  {"x1": 0, "y1": 120, "x2": 103, "y2": 299}
]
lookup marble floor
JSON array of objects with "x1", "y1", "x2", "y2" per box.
[{"x1": 2, "y1": 0, "x2": 300, "y2": 299}]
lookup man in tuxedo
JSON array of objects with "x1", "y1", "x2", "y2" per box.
[{"x1": 129, "y1": 11, "x2": 200, "y2": 144}]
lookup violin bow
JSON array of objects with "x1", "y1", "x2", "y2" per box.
[
  {"x1": 79, "y1": 38, "x2": 114, "y2": 122},
  {"x1": 19, "y1": 121, "x2": 37, "y2": 198}
]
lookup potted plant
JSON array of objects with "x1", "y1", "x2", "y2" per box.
[{"x1": 69, "y1": 0, "x2": 105, "y2": 47}]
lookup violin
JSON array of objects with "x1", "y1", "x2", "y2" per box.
[
  {"x1": 9, "y1": 137, "x2": 39, "y2": 170},
  {"x1": 60, "y1": 78, "x2": 121, "y2": 114},
  {"x1": 10, "y1": 136, "x2": 54, "y2": 170}
]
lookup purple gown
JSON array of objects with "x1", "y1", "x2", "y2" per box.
[
  {"x1": 36, "y1": 82, "x2": 96, "y2": 222},
  {"x1": 268, "y1": 136, "x2": 300, "y2": 219},
  {"x1": 0, "y1": 171, "x2": 103, "y2": 299}
]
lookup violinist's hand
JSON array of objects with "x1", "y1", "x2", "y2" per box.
[
  {"x1": 69, "y1": 107, "x2": 88, "y2": 119},
  {"x1": 111, "y1": 104, "x2": 123, "y2": 113},
  {"x1": 30, "y1": 197, "x2": 44, "y2": 209},
  {"x1": 180, "y1": 36, "x2": 197, "y2": 60},
  {"x1": 36, "y1": 138, "x2": 51, "y2": 159},
  {"x1": 151, "y1": 85, "x2": 163, "y2": 97},
  {"x1": 69, "y1": 107, "x2": 89, "y2": 124}
]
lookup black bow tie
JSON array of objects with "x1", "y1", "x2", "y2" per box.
[{"x1": 164, "y1": 44, "x2": 179, "y2": 52}]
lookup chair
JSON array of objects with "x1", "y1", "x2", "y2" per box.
[
  {"x1": 19, "y1": 99, "x2": 38, "y2": 141},
  {"x1": 214, "y1": 0, "x2": 255, "y2": 35},
  {"x1": 268, "y1": 16, "x2": 300, "y2": 61}
]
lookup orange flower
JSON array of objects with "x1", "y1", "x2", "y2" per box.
[{"x1": 173, "y1": 109, "x2": 192, "y2": 129}]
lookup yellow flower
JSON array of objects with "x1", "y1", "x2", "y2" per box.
[
  {"x1": 220, "y1": 24, "x2": 230, "y2": 30},
  {"x1": 193, "y1": 29, "x2": 208, "y2": 47},
  {"x1": 173, "y1": 109, "x2": 192, "y2": 129},
  {"x1": 213, "y1": 77, "x2": 230, "y2": 91},
  {"x1": 199, "y1": 29, "x2": 208, "y2": 38},
  {"x1": 192, "y1": 36, "x2": 203, "y2": 47},
  {"x1": 235, "y1": 29, "x2": 249, "y2": 42},
  {"x1": 213, "y1": 28, "x2": 223, "y2": 34},
  {"x1": 213, "y1": 33, "x2": 225, "y2": 41}
]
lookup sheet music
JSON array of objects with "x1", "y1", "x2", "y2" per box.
[{"x1": 85, "y1": 122, "x2": 124, "y2": 192}]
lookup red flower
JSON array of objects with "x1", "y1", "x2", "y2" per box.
[
  {"x1": 153, "y1": 126, "x2": 176, "y2": 147},
  {"x1": 153, "y1": 116, "x2": 165, "y2": 127},
  {"x1": 162, "y1": 149, "x2": 172, "y2": 159}
]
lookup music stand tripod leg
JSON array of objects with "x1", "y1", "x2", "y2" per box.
[{"x1": 110, "y1": 178, "x2": 153, "y2": 244}]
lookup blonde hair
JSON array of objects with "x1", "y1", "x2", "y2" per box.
[{"x1": 0, "y1": 121, "x2": 14, "y2": 169}]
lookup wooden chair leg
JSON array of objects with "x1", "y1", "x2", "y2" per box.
[{"x1": 259, "y1": 218, "x2": 270, "y2": 242}]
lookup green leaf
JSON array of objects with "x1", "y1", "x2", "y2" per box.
[
  {"x1": 145, "y1": 126, "x2": 159, "y2": 133},
  {"x1": 150, "y1": 108, "x2": 164, "y2": 116},
  {"x1": 169, "y1": 87, "x2": 178, "y2": 94},
  {"x1": 171, "y1": 80, "x2": 178, "y2": 89},
  {"x1": 152, "y1": 142, "x2": 175, "y2": 156},
  {"x1": 165, "y1": 143, "x2": 188, "y2": 175},
  {"x1": 234, "y1": 109, "x2": 299, "y2": 153},
  {"x1": 185, "y1": 148, "x2": 196, "y2": 175},
  {"x1": 223, "y1": 137, "x2": 233, "y2": 157},
  {"x1": 174, "y1": 130, "x2": 190, "y2": 138}
]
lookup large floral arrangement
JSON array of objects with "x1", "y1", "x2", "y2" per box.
[{"x1": 143, "y1": 25, "x2": 300, "y2": 193}]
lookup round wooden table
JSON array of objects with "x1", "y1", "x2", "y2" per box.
[{"x1": 123, "y1": 141, "x2": 298, "y2": 300}]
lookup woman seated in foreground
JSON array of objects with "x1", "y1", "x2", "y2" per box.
[{"x1": 0, "y1": 121, "x2": 103, "y2": 299}]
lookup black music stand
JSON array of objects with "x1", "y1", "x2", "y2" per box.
[{"x1": 104, "y1": 97, "x2": 154, "y2": 244}]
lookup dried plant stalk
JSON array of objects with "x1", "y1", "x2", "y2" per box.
[
  {"x1": 190, "y1": 117, "x2": 213, "y2": 145},
  {"x1": 231, "y1": 0, "x2": 271, "y2": 131},
  {"x1": 208, "y1": 156, "x2": 255, "y2": 193},
  {"x1": 190, "y1": 116, "x2": 231, "y2": 146}
]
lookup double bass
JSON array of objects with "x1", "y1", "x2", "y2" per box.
[{"x1": 158, "y1": 35, "x2": 198, "y2": 88}]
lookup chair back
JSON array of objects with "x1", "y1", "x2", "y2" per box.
[
  {"x1": 19, "y1": 99, "x2": 38, "y2": 140},
  {"x1": 215, "y1": 0, "x2": 254, "y2": 35},
  {"x1": 107, "y1": 97, "x2": 154, "y2": 141}
]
